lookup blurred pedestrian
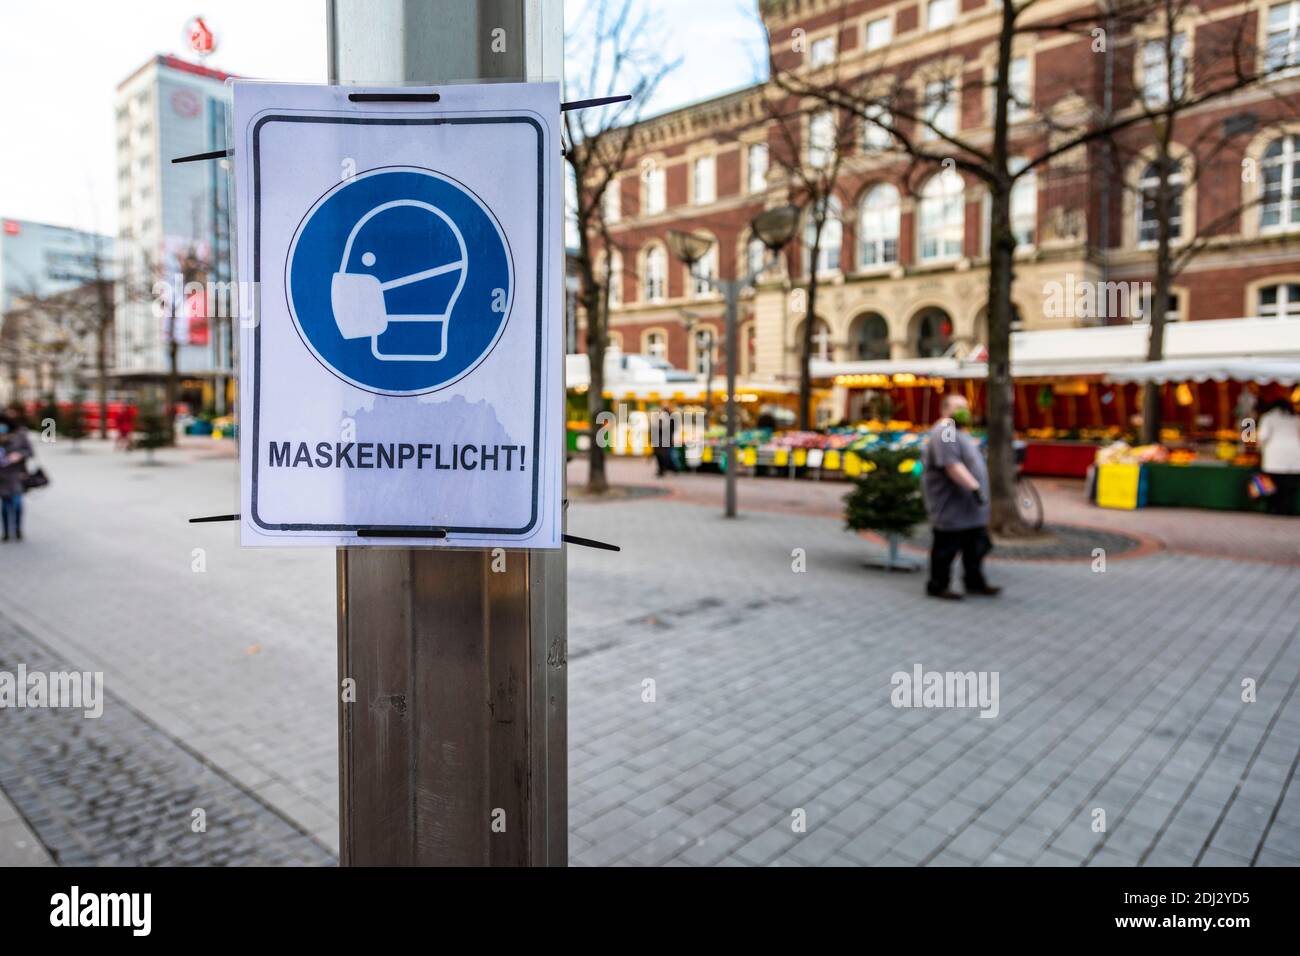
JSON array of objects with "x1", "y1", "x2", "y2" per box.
[
  {"x1": 1258, "y1": 398, "x2": 1300, "y2": 516},
  {"x1": 1, "y1": 404, "x2": 33, "y2": 542},
  {"x1": 116, "y1": 403, "x2": 138, "y2": 452},
  {"x1": 921, "y1": 394, "x2": 1000, "y2": 600},
  {"x1": 653, "y1": 401, "x2": 680, "y2": 477}
]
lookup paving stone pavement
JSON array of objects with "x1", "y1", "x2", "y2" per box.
[
  {"x1": 0, "y1": 440, "x2": 1296, "y2": 866},
  {"x1": 0, "y1": 614, "x2": 334, "y2": 865}
]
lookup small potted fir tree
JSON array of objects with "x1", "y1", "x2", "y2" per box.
[{"x1": 843, "y1": 446, "x2": 928, "y2": 571}]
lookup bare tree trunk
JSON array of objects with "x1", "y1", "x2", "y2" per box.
[
  {"x1": 798, "y1": 216, "x2": 823, "y2": 431},
  {"x1": 1141, "y1": 127, "x2": 1176, "y2": 445},
  {"x1": 985, "y1": 182, "x2": 1023, "y2": 535},
  {"x1": 583, "y1": 280, "x2": 609, "y2": 493}
]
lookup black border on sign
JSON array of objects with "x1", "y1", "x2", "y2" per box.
[{"x1": 249, "y1": 114, "x2": 545, "y2": 537}]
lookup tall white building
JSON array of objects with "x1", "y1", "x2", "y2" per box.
[{"x1": 114, "y1": 54, "x2": 235, "y2": 413}]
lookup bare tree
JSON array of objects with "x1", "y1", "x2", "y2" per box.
[
  {"x1": 565, "y1": 0, "x2": 678, "y2": 492},
  {"x1": 767, "y1": 0, "x2": 1295, "y2": 532},
  {"x1": 759, "y1": 53, "x2": 855, "y2": 430}
]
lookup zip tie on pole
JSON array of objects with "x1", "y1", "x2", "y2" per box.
[
  {"x1": 188, "y1": 513, "x2": 619, "y2": 551},
  {"x1": 172, "y1": 149, "x2": 232, "y2": 164},
  {"x1": 561, "y1": 94, "x2": 631, "y2": 112}
]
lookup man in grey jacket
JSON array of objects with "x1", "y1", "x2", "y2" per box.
[
  {"x1": 0, "y1": 405, "x2": 33, "y2": 542},
  {"x1": 921, "y1": 394, "x2": 1000, "y2": 600}
]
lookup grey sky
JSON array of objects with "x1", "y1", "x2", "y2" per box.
[{"x1": 0, "y1": 0, "x2": 765, "y2": 236}]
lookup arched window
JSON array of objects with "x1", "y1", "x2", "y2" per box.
[
  {"x1": 1262, "y1": 135, "x2": 1300, "y2": 232},
  {"x1": 914, "y1": 308, "x2": 953, "y2": 357},
  {"x1": 850, "y1": 312, "x2": 891, "y2": 360},
  {"x1": 804, "y1": 196, "x2": 843, "y2": 275},
  {"x1": 689, "y1": 243, "x2": 718, "y2": 299},
  {"x1": 692, "y1": 328, "x2": 716, "y2": 375},
  {"x1": 604, "y1": 249, "x2": 623, "y2": 307},
  {"x1": 858, "y1": 184, "x2": 900, "y2": 268},
  {"x1": 746, "y1": 235, "x2": 767, "y2": 278},
  {"x1": 918, "y1": 170, "x2": 964, "y2": 261},
  {"x1": 643, "y1": 245, "x2": 666, "y2": 302},
  {"x1": 1137, "y1": 160, "x2": 1184, "y2": 245}
]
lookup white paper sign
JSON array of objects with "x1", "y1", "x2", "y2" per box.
[{"x1": 232, "y1": 81, "x2": 562, "y2": 549}]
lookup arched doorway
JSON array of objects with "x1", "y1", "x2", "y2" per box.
[
  {"x1": 849, "y1": 312, "x2": 891, "y2": 360},
  {"x1": 912, "y1": 307, "x2": 953, "y2": 357}
]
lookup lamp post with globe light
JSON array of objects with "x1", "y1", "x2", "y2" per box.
[{"x1": 667, "y1": 204, "x2": 799, "y2": 518}]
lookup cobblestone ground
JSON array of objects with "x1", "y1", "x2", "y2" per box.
[
  {"x1": 0, "y1": 617, "x2": 334, "y2": 866},
  {"x1": 1, "y1": 440, "x2": 1297, "y2": 866}
]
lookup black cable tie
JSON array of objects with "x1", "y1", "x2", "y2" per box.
[
  {"x1": 172, "y1": 149, "x2": 232, "y2": 164},
  {"x1": 561, "y1": 94, "x2": 631, "y2": 112},
  {"x1": 562, "y1": 533, "x2": 620, "y2": 552},
  {"x1": 348, "y1": 92, "x2": 441, "y2": 103},
  {"x1": 189, "y1": 513, "x2": 239, "y2": 523}
]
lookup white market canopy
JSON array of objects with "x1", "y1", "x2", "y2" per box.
[
  {"x1": 1104, "y1": 358, "x2": 1300, "y2": 385},
  {"x1": 813, "y1": 316, "x2": 1300, "y2": 383}
]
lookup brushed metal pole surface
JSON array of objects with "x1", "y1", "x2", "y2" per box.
[{"x1": 331, "y1": 0, "x2": 567, "y2": 866}]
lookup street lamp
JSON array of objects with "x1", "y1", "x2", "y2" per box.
[{"x1": 667, "y1": 204, "x2": 798, "y2": 518}]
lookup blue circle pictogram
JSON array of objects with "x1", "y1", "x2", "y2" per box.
[{"x1": 286, "y1": 166, "x2": 514, "y2": 395}]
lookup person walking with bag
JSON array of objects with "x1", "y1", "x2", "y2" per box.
[
  {"x1": 1258, "y1": 398, "x2": 1300, "y2": 516},
  {"x1": 1, "y1": 405, "x2": 34, "y2": 542}
]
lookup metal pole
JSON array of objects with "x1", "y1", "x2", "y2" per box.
[
  {"x1": 724, "y1": 280, "x2": 739, "y2": 518},
  {"x1": 330, "y1": 0, "x2": 567, "y2": 867}
]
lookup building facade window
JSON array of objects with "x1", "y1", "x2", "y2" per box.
[
  {"x1": 1261, "y1": 134, "x2": 1300, "y2": 231},
  {"x1": 805, "y1": 196, "x2": 843, "y2": 274},
  {"x1": 923, "y1": 78, "x2": 957, "y2": 139},
  {"x1": 1011, "y1": 159, "x2": 1037, "y2": 246},
  {"x1": 746, "y1": 235, "x2": 767, "y2": 277},
  {"x1": 606, "y1": 250, "x2": 623, "y2": 307},
  {"x1": 690, "y1": 244, "x2": 718, "y2": 298},
  {"x1": 857, "y1": 184, "x2": 900, "y2": 268},
  {"x1": 1007, "y1": 57, "x2": 1030, "y2": 121},
  {"x1": 1136, "y1": 291, "x2": 1182, "y2": 323},
  {"x1": 808, "y1": 109, "x2": 835, "y2": 168},
  {"x1": 810, "y1": 35, "x2": 836, "y2": 66},
  {"x1": 927, "y1": 0, "x2": 956, "y2": 29},
  {"x1": 747, "y1": 142, "x2": 768, "y2": 193},
  {"x1": 603, "y1": 180, "x2": 620, "y2": 223},
  {"x1": 643, "y1": 245, "x2": 667, "y2": 301},
  {"x1": 1266, "y1": 2, "x2": 1300, "y2": 71},
  {"x1": 1142, "y1": 34, "x2": 1187, "y2": 105},
  {"x1": 918, "y1": 169, "x2": 965, "y2": 261},
  {"x1": 1259, "y1": 282, "x2": 1300, "y2": 317},
  {"x1": 643, "y1": 163, "x2": 665, "y2": 214},
  {"x1": 862, "y1": 103, "x2": 892, "y2": 151},
  {"x1": 1137, "y1": 159, "x2": 1184, "y2": 245},
  {"x1": 865, "y1": 16, "x2": 892, "y2": 50},
  {"x1": 693, "y1": 329, "x2": 715, "y2": 375},
  {"x1": 644, "y1": 329, "x2": 667, "y2": 359},
  {"x1": 692, "y1": 155, "x2": 716, "y2": 205}
]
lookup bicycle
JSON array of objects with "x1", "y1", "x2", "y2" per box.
[{"x1": 1013, "y1": 441, "x2": 1044, "y2": 530}]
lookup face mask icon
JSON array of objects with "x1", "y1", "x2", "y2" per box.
[{"x1": 330, "y1": 199, "x2": 468, "y2": 361}]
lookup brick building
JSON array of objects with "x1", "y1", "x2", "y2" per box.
[{"x1": 585, "y1": 0, "x2": 1300, "y2": 423}]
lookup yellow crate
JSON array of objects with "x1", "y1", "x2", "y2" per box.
[
  {"x1": 774, "y1": 449, "x2": 789, "y2": 466},
  {"x1": 824, "y1": 450, "x2": 841, "y2": 471}
]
